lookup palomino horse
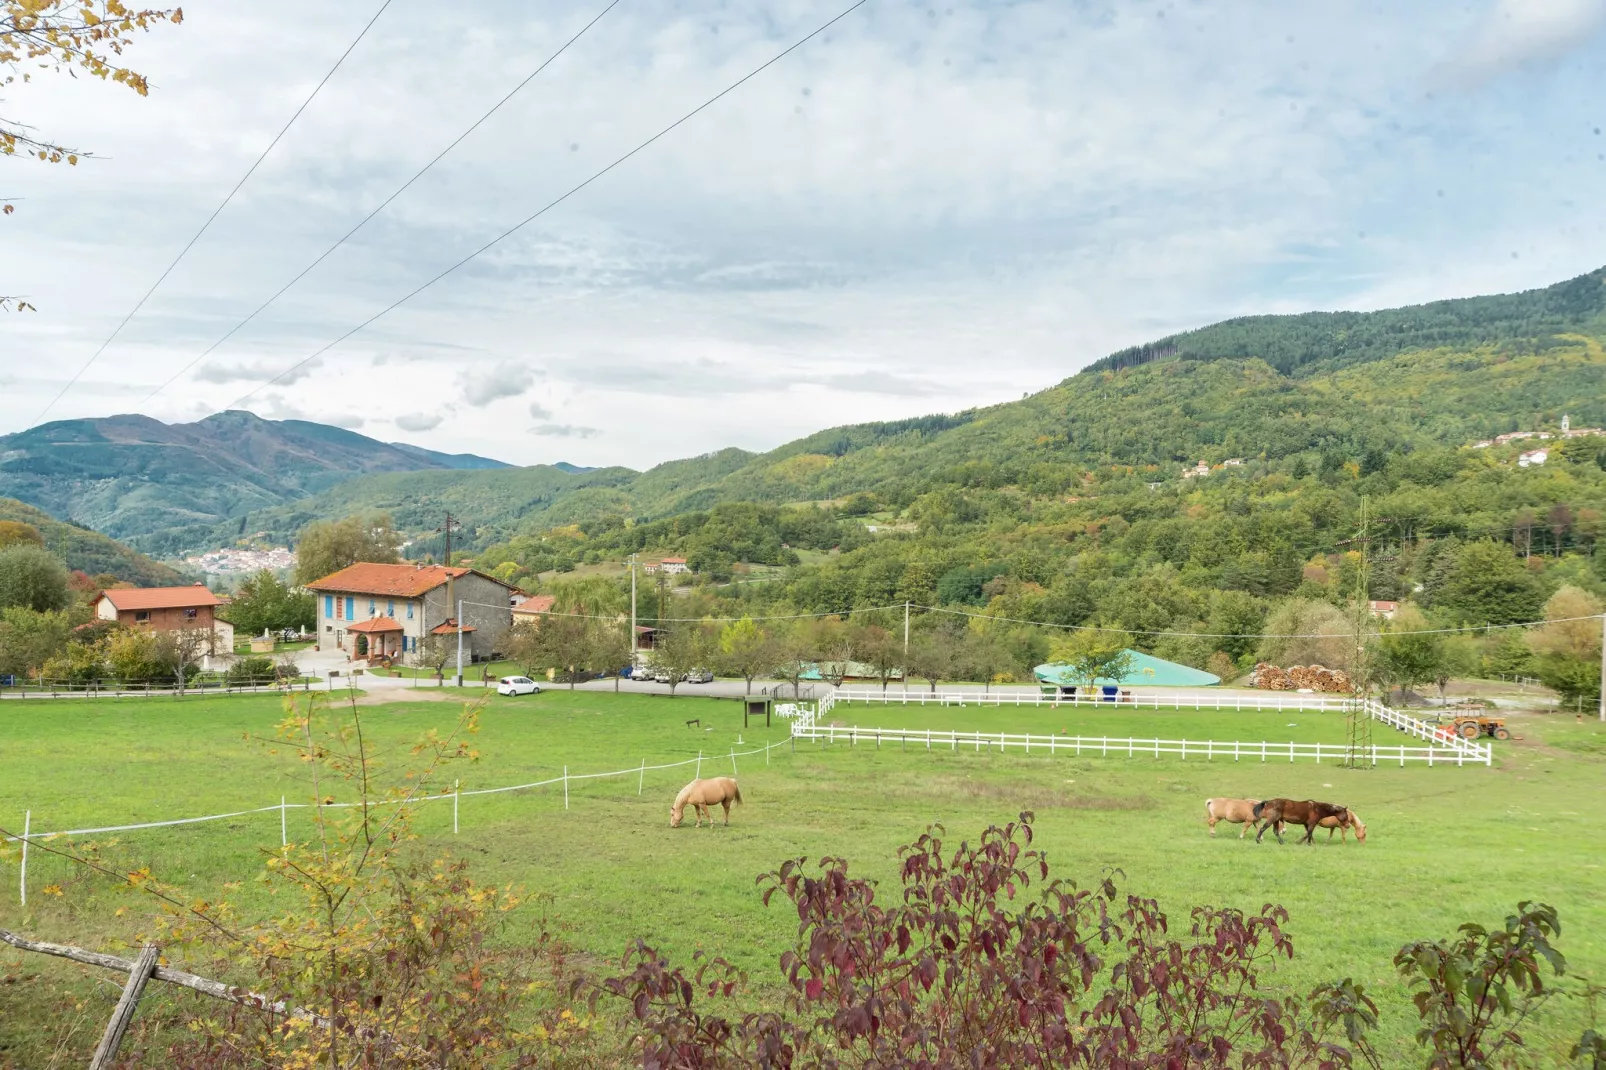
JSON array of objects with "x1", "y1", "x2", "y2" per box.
[
  {"x1": 1316, "y1": 808, "x2": 1367, "y2": 843},
  {"x1": 670, "y1": 777, "x2": 743, "y2": 828}
]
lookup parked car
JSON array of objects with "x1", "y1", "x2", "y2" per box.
[
  {"x1": 650, "y1": 668, "x2": 674, "y2": 684},
  {"x1": 683, "y1": 668, "x2": 714, "y2": 684},
  {"x1": 629, "y1": 665, "x2": 656, "y2": 680},
  {"x1": 495, "y1": 676, "x2": 541, "y2": 696}
]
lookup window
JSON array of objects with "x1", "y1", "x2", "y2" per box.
[
  {"x1": 387, "y1": 600, "x2": 395, "y2": 617},
  {"x1": 184, "y1": 608, "x2": 198, "y2": 621},
  {"x1": 134, "y1": 611, "x2": 150, "y2": 624},
  {"x1": 368, "y1": 599, "x2": 376, "y2": 617},
  {"x1": 324, "y1": 595, "x2": 334, "y2": 618},
  {"x1": 406, "y1": 602, "x2": 414, "y2": 620},
  {"x1": 344, "y1": 597, "x2": 355, "y2": 622}
]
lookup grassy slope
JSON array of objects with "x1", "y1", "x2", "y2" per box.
[
  {"x1": 1, "y1": 690, "x2": 1603, "y2": 1064},
  {"x1": 0, "y1": 498, "x2": 186, "y2": 585}
]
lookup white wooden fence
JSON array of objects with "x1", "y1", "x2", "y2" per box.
[
  {"x1": 831, "y1": 687, "x2": 1357, "y2": 712},
  {"x1": 782, "y1": 690, "x2": 1493, "y2": 767}
]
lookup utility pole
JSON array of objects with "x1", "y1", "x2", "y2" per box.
[
  {"x1": 438, "y1": 512, "x2": 461, "y2": 685},
  {"x1": 629, "y1": 553, "x2": 638, "y2": 669},
  {"x1": 1599, "y1": 613, "x2": 1605, "y2": 723},
  {"x1": 903, "y1": 601, "x2": 911, "y2": 696},
  {"x1": 1339, "y1": 497, "x2": 1373, "y2": 769},
  {"x1": 455, "y1": 597, "x2": 465, "y2": 687}
]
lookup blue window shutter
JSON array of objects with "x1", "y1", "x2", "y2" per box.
[
  {"x1": 345, "y1": 598, "x2": 354, "y2": 621},
  {"x1": 324, "y1": 595, "x2": 333, "y2": 617}
]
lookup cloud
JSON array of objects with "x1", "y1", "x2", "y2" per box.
[
  {"x1": 532, "y1": 423, "x2": 600, "y2": 439},
  {"x1": 193, "y1": 357, "x2": 323, "y2": 387},
  {"x1": 458, "y1": 361, "x2": 538, "y2": 406},
  {"x1": 395, "y1": 412, "x2": 443, "y2": 432},
  {"x1": 830, "y1": 370, "x2": 945, "y2": 396},
  {"x1": 528, "y1": 401, "x2": 554, "y2": 420},
  {"x1": 1437, "y1": 0, "x2": 1606, "y2": 85}
]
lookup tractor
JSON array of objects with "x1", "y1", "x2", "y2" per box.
[{"x1": 1445, "y1": 715, "x2": 1510, "y2": 741}]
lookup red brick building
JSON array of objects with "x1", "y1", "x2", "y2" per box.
[{"x1": 90, "y1": 584, "x2": 234, "y2": 654}]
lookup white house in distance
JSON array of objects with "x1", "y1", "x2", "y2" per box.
[
  {"x1": 304, "y1": 563, "x2": 518, "y2": 664},
  {"x1": 1368, "y1": 600, "x2": 1399, "y2": 620},
  {"x1": 642, "y1": 557, "x2": 690, "y2": 575},
  {"x1": 1518, "y1": 449, "x2": 1549, "y2": 468}
]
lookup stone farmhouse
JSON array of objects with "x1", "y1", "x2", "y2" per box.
[{"x1": 305, "y1": 563, "x2": 518, "y2": 665}]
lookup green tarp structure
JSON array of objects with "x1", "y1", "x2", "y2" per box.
[{"x1": 1033, "y1": 649, "x2": 1220, "y2": 688}]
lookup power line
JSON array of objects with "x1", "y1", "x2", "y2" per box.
[
  {"x1": 225, "y1": 0, "x2": 875, "y2": 409},
  {"x1": 143, "y1": 0, "x2": 625, "y2": 404},
  {"x1": 458, "y1": 596, "x2": 1606, "y2": 639},
  {"x1": 33, "y1": 0, "x2": 397, "y2": 426}
]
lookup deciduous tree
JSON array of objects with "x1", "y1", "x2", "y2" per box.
[
  {"x1": 292, "y1": 514, "x2": 400, "y2": 587},
  {"x1": 1049, "y1": 625, "x2": 1134, "y2": 693},
  {"x1": 717, "y1": 617, "x2": 775, "y2": 695},
  {"x1": 0, "y1": 544, "x2": 71, "y2": 611}
]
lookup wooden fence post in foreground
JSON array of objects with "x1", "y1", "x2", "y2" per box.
[
  {"x1": 18, "y1": 810, "x2": 28, "y2": 906},
  {"x1": 89, "y1": 944, "x2": 159, "y2": 1069}
]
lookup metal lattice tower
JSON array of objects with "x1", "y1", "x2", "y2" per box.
[{"x1": 1343, "y1": 498, "x2": 1374, "y2": 770}]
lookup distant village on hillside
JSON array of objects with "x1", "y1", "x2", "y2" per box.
[{"x1": 184, "y1": 546, "x2": 297, "y2": 574}]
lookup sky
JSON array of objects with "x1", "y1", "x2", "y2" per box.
[{"x1": 3, "y1": 0, "x2": 1605, "y2": 469}]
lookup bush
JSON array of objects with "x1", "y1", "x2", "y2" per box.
[{"x1": 226, "y1": 656, "x2": 275, "y2": 685}]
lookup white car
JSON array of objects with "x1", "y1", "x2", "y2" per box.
[
  {"x1": 496, "y1": 676, "x2": 541, "y2": 696},
  {"x1": 683, "y1": 668, "x2": 714, "y2": 684}
]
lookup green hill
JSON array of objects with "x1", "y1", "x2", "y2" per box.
[{"x1": 0, "y1": 498, "x2": 188, "y2": 585}]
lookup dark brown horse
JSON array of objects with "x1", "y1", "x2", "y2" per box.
[{"x1": 1253, "y1": 798, "x2": 1350, "y2": 845}]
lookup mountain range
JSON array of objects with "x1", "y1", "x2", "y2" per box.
[{"x1": 5, "y1": 265, "x2": 1604, "y2": 560}]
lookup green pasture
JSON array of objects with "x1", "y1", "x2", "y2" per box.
[{"x1": 1, "y1": 690, "x2": 1604, "y2": 1065}]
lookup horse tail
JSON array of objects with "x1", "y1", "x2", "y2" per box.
[
  {"x1": 732, "y1": 781, "x2": 743, "y2": 806},
  {"x1": 1251, "y1": 800, "x2": 1265, "y2": 819}
]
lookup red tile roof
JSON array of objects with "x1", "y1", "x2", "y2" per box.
[
  {"x1": 96, "y1": 584, "x2": 223, "y2": 611},
  {"x1": 304, "y1": 563, "x2": 515, "y2": 598},
  {"x1": 430, "y1": 620, "x2": 476, "y2": 635},
  {"x1": 512, "y1": 595, "x2": 556, "y2": 616},
  {"x1": 661, "y1": 557, "x2": 687, "y2": 563},
  {"x1": 347, "y1": 617, "x2": 405, "y2": 633}
]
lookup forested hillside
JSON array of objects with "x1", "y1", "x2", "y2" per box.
[{"x1": 0, "y1": 499, "x2": 186, "y2": 586}]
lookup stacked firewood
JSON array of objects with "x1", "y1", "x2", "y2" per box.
[{"x1": 1249, "y1": 663, "x2": 1353, "y2": 693}]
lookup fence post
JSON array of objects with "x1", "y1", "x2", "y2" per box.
[
  {"x1": 696, "y1": 751, "x2": 703, "y2": 778},
  {"x1": 453, "y1": 779, "x2": 460, "y2": 834},
  {"x1": 18, "y1": 810, "x2": 28, "y2": 906},
  {"x1": 89, "y1": 943, "x2": 159, "y2": 1070},
  {"x1": 730, "y1": 749, "x2": 738, "y2": 776},
  {"x1": 639, "y1": 759, "x2": 646, "y2": 795},
  {"x1": 280, "y1": 797, "x2": 287, "y2": 848},
  {"x1": 563, "y1": 766, "x2": 569, "y2": 810}
]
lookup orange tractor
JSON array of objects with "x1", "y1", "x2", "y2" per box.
[{"x1": 1442, "y1": 714, "x2": 1510, "y2": 741}]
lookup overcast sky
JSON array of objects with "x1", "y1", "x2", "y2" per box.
[{"x1": 3, "y1": 0, "x2": 1605, "y2": 468}]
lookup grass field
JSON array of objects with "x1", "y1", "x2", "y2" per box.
[{"x1": 2, "y1": 689, "x2": 1604, "y2": 1065}]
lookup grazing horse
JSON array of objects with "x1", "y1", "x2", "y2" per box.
[
  {"x1": 1253, "y1": 799, "x2": 1350, "y2": 844},
  {"x1": 670, "y1": 777, "x2": 743, "y2": 828},
  {"x1": 1204, "y1": 798, "x2": 1263, "y2": 839},
  {"x1": 1317, "y1": 808, "x2": 1367, "y2": 844}
]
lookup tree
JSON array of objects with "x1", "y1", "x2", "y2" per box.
[
  {"x1": 1527, "y1": 585, "x2": 1604, "y2": 713},
  {"x1": 0, "y1": 606, "x2": 70, "y2": 676},
  {"x1": 106, "y1": 626, "x2": 165, "y2": 681},
  {"x1": 1432, "y1": 540, "x2": 1545, "y2": 626},
  {"x1": 0, "y1": 544, "x2": 71, "y2": 611},
  {"x1": 808, "y1": 617, "x2": 859, "y2": 686},
  {"x1": 1256, "y1": 598, "x2": 1352, "y2": 669},
  {"x1": 963, "y1": 626, "x2": 1018, "y2": 693},
  {"x1": 3, "y1": 1, "x2": 183, "y2": 308},
  {"x1": 770, "y1": 627, "x2": 816, "y2": 699},
  {"x1": 293, "y1": 514, "x2": 401, "y2": 587},
  {"x1": 1374, "y1": 604, "x2": 1443, "y2": 703},
  {"x1": 530, "y1": 614, "x2": 600, "y2": 689},
  {"x1": 1435, "y1": 634, "x2": 1480, "y2": 702},
  {"x1": 156, "y1": 626, "x2": 210, "y2": 693},
  {"x1": 855, "y1": 623, "x2": 903, "y2": 692},
  {"x1": 415, "y1": 632, "x2": 457, "y2": 684},
  {"x1": 0, "y1": 520, "x2": 42, "y2": 549},
  {"x1": 222, "y1": 569, "x2": 314, "y2": 635},
  {"x1": 651, "y1": 623, "x2": 713, "y2": 698},
  {"x1": 1048, "y1": 626, "x2": 1134, "y2": 693},
  {"x1": 907, "y1": 627, "x2": 968, "y2": 694},
  {"x1": 717, "y1": 617, "x2": 775, "y2": 695}
]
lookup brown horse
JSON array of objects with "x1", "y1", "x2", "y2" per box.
[
  {"x1": 670, "y1": 777, "x2": 743, "y2": 828},
  {"x1": 1253, "y1": 798, "x2": 1350, "y2": 845}
]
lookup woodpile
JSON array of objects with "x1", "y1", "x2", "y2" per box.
[{"x1": 1249, "y1": 662, "x2": 1353, "y2": 693}]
